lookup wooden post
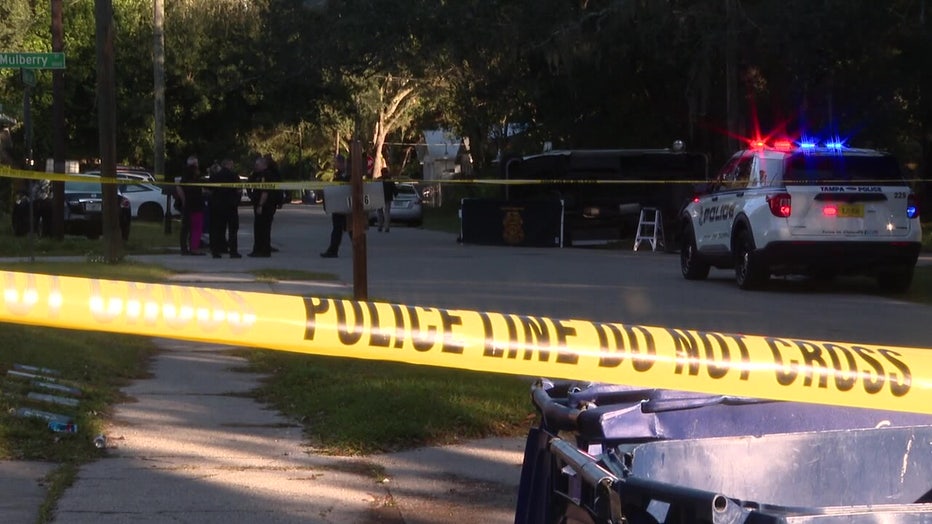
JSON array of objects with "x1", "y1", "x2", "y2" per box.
[
  {"x1": 51, "y1": 0, "x2": 65, "y2": 240},
  {"x1": 153, "y1": 0, "x2": 170, "y2": 233},
  {"x1": 350, "y1": 138, "x2": 368, "y2": 300},
  {"x1": 95, "y1": 0, "x2": 122, "y2": 261}
]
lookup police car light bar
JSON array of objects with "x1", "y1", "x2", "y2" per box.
[{"x1": 747, "y1": 137, "x2": 850, "y2": 152}]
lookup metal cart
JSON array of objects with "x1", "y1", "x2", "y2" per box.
[{"x1": 515, "y1": 379, "x2": 932, "y2": 523}]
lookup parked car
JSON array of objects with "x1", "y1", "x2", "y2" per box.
[
  {"x1": 11, "y1": 177, "x2": 132, "y2": 240},
  {"x1": 82, "y1": 169, "x2": 156, "y2": 183},
  {"x1": 117, "y1": 181, "x2": 169, "y2": 221},
  {"x1": 63, "y1": 177, "x2": 132, "y2": 240},
  {"x1": 82, "y1": 171, "x2": 170, "y2": 221},
  {"x1": 389, "y1": 183, "x2": 423, "y2": 226}
]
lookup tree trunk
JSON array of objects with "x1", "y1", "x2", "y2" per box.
[{"x1": 370, "y1": 76, "x2": 418, "y2": 176}]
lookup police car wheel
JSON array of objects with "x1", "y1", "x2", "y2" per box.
[
  {"x1": 876, "y1": 266, "x2": 914, "y2": 293},
  {"x1": 680, "y1": 224, "x2": 710, "y2": 280},
  {"x1": 734, "y1": 230, "x2": 767, "y2": 290}
]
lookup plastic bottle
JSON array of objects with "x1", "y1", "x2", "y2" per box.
[{"x1": 48, "y1": 420, "x2": 78, "y2": 433}]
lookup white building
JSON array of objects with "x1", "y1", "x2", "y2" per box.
[{"x1": 416, "y1": 129, "x2": 472, "y2": 180}]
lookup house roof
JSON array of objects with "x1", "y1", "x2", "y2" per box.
[{"x1": 418, "y1": 129, "x2": 462, "y2": 161}]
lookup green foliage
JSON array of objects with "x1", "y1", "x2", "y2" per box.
[{"x1": 2, "y1": 0, "x2": 932, "y2": 184}]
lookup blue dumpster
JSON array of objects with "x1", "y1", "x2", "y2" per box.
[{"x1": 515, "y1": 379, "x2": 932, "y2": 523}]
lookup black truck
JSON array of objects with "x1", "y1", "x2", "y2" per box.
[{"x1": 504, "y1": 148, "x2": 708, "y2": 248}]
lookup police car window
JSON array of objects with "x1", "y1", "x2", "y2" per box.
[
  {"x1": 721, "y1": 157, "x2": 751, "y2": 190},
  {"x1": 759, "y1": 157, "x2": 782, "y2": 186},
  {"x1": 711, "y1": 157, "x2": 739, "y2": 192},
  {"x1": 783, "y1": 155, "x2": 902, "y2": 185}
]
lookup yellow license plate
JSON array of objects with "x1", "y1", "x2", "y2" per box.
[{"x1": 837, "y1": 203, "x2": 863, "y2": 218}]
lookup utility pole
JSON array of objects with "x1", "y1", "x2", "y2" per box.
[
  {"x1": 95, "y1": 0, "x2": 121, "y2": 262},
  {"x1": 725, "y1": 0, "x2": 738, "y2": 153},
  {"x1": 350, "y1": 137, "x2": 368, "y2": 300},
  {"x1": 51, "y1": 0, "x2": 65, "y2": 240},
  {"x1": 153, "y1": 0, "x2": 170, "y2": 233}
]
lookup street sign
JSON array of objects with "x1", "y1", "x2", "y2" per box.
[
  {"x1": 21, "y1": 69, "x2": 36, "y2": 87},
  {"x1": 0, "y1": 52, "x2": 66, "y2": 70}
]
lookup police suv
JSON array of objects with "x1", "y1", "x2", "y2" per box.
[{"x1": 679, "y1": 139, "x2": 922, "y2": 291}]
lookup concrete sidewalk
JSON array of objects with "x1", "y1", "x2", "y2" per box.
[{"x1": 0, "y1": 335, "x2": 523, "y2": 524}]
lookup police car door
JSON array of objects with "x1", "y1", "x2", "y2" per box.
[{"x1": 698, "y1": 154, "x2": 750, "y2": 252}]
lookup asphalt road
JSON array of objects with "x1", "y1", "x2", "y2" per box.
[{"x1": 183, "y1": 204, "x2": 932, "y2": 350}]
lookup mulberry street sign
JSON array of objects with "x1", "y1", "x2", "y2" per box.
[{"x1": 0, "y1": 52, "x2": 66, "y2": 70}]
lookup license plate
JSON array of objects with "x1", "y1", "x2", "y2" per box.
[
  {"x1": 837, "y1": 203, "x2": 863, "y2": 218},
  {"x1": 84, "y1": 202, "x2": 101, "y2": 212}
]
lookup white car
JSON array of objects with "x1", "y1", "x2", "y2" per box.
[
  {"x1": 82, "y1": 169, "x2": 156, "y2": 183},
  {"x1": 679, "y1": 139, "x2": 922, "y2": 291},
  {"x1": 390, "y1": 183, "x2": 423, "y2": 226},
  {"x1": 83, "y1": 171, "x2": 169, "y2": 220},
  {"x1": 116, "y1": 181, "x2": 169, "y2": 221}
]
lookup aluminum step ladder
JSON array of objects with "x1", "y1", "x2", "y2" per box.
[{"x1": 633, "y1": 207, "x2": 664, "y2": 252}]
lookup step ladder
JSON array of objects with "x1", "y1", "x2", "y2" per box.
[{"x1": 633, "y1": 207, "x2": 664, "y2": 252}]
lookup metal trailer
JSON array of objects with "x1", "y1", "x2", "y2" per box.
[{"x1": 515, "y1": 379, "x2": 932, "y2": 524}]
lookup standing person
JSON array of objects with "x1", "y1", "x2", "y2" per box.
[
  {"x1": 176, "y1": 155, "x2": 206, "y2": 255},
  {"x1": 264, "y1": 153, "x2": 283, "y2": 252},
  {"x1": 248, "y1": 156, "x2": 281, "y2": 257},
  {"x1": 320, "y1": 154, "x2": 350, "y2": 258},
  {"x1": 377, "y1": 166, "x2": 396, "y2": 232},
  {"x1": 209, "y1": 159, "x2": 242, "y2": 258}
]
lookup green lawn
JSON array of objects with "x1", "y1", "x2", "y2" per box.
[
  {"x1": 0, "y1": 218, "x2": 179, "y2": 258},
  {"x1": 238, "y1": 350, "x2": 534, "y2": 455}
]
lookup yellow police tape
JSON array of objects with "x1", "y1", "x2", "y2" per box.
[
  {"x1": 6, "y1": 163, "x2": 931, "y2": 187},
  {"x1": 1, "y1": 270, "x2": 930, "y2": 415}
]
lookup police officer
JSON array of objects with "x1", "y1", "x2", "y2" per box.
[
  {"x1": 209, "y1": 159, "x2": 242, "y2": 258},
  {"x1": 247, "y1": 156, "x2": 281, "y2": 257}
]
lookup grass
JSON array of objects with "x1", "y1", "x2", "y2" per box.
[
  {"x1": 0, "y1": 325, "x2": 155, "y2": 463},
  {"x1": 422, "y1": 205, "x2": 461, "y2": 234},
  {"x1": 0, "y1": 218, "x2": 180, "y2": 258},
  {"x1": 251, "y1": 268, "x2": 339, "y2": 282},
  {"x1": 0, "y1": 259, "x2": 177, "y2": 282},
  {"x1": 237, "y1": 350, "x2": 535, "y2": 455}
]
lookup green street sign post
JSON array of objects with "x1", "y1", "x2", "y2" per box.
[{"x1": 0, "y1": 52, "x2": 66, "y2": 70}]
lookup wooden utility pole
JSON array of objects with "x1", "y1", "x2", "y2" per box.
[
  {"x1": 153, "y1": 0, "x2": 170, "y2": 233},
  {"x1": 51, "y1": 0, "x2": 65, "y2": 239},
  {"x1": 95, "y1": 0, "x2": 122, "y2": 261},
  {"x1": 350, "y1": 137, "x2": 368, "y2": 300}
]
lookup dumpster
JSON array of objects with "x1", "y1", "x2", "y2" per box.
[{"x1": 515, "y1": 379, "x2": 932, "y2": 523}]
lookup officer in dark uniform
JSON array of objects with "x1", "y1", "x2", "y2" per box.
[
  {"x1": 247, "y1": 156, "x2": 282, "y2": 257},
  {"x1": 209, "y1": 159, "x2": 242, "y2": 258}
]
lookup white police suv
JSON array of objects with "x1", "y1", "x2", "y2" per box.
[{"x1": 679, "y1": 139, "x2": 922, "y2": 291}]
